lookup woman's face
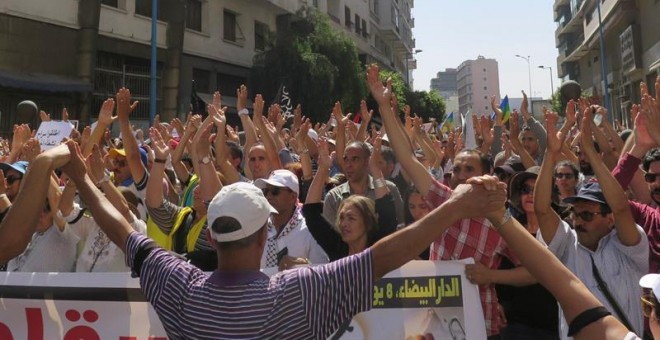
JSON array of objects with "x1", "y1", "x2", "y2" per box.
[
  {"x1": 408, "y1": 192, "x2": 431, "y2": 222},
  {"x1": 521, "y1": 178, "x2": 536, "y2": 213},
  {"x1": 554, "y1": 165, "x2": 577, "y2": 193},
  {"x1": 338, "y1": 203, "x2": 367, "y2": 247}
]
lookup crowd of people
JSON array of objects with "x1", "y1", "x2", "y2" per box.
[{"x1": 1, "y1": 64, "x2": 660, "y2": 340}]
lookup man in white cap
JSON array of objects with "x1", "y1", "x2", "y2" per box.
[
  {"x1": 61, "y1": 139, "x2": 507, "y2": 339},
  {"x1": 254, "y1": 169, "x2": 328, "y2": 269}
]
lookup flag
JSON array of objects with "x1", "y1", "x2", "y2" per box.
[
  {"x1": 273, "y1": 83, "x2": 294, "y2": 120},
  {"x1": 190, "y1": 80, "x2": 207, "y2": 117},
  {"x1": 500, "y1": 95, "x2": 511, "y2": 123},
  {"x1": 463, "y1": 110, "x2": 477, "y2": 150},
  {"x1": 440, "y1": 112, "x2": 454, "y2": 133}
]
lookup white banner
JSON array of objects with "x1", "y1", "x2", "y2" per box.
[
  {"x1": 0, "y1": 260, "x2": 484, "y2": 339},
  {"x1": 35, "y1": 121, "x2": 74, "y2": 150}
]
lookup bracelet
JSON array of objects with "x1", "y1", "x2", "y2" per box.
[
  {"x1": 238, "y1": 108, "x2": 249, "y2": 116},
  {"x1": 0, "y1": 193, "x2": 7, "y2": 200},
  {"x1": 154, "y1": 158, "x2": 167, "y2": 164},
  {"x1": 97, "y1": 173, "x2": 111, "y2": 187},
  {"x1": 373, "y1": 178, "x2": 387, "y2": 189},
  {"x1": 492, "y1": 210, "x2": 512, "y2": 230}
]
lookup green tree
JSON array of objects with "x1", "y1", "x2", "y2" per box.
[{"x1": 250, "y1": 8, "x2": 365, "y2": 123}]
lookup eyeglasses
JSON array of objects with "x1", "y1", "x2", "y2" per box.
[
  {"x1": 5, "y1": 176, "x2": 21, "y2": 185},
  {"x1": 644, "y1": 172, "x2": 660, "y2": 183},
  {"x1": 569, "y1": 210, "x2": 603, "y2": 222},
  {"x1": 555, "y1": 173, "x2": 575, "y2": 180},
  {"x1": 641, "y1": 294, "x2": 656, "y2": 318},
  {"x1": 520, "y1": 185, "x2": 534, "y2": 195},
  {"x1": 262, "y1": 186, "x2": 290, "y2": 196}
]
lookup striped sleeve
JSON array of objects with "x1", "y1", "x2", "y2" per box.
[{"x1": 298, "y1": 249, "x2": 374, "y2": 338}]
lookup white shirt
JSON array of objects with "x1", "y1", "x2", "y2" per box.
[
  {"x1": 7, "y1": 223, "x2": 80, "y2": 272},
  {"x1": 539, "y1": 220, "x2": 648, "y2": 339},
  {"x1": 260, "y1": 207, "x2": 329, "y2": 268},
  {"x1": 66, "y1": 203, "x2": 146, "y2": 272}
]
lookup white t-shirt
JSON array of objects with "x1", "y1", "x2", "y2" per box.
[{"x1": 7, "y1": 223, "x2": 80, "y2": 272}]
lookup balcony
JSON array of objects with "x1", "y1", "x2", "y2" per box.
[{"x1": 583, "y1": 0, "x2": 636, "y2": 50}]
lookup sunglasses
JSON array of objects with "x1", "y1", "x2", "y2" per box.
[
  {"x1": 644, "y1": 172, "x2": 660, "y2": 183},
  {"x1": 262, "y1": 186, "x2": 290, "y2": 196},
  {"x1": 569, "y1": 210, "x2": 602, "y2": 222},
  {"x1": 641, "y1": 294, "x2": 656, "y2": 318},
  {"x1": 5, "y1": 176, "x2": 21, "y2": 185},
  {"x1": 555, "y1": 173, "x2": 575, "y2": 180},
  {"x1": 520, "y1": 185, "x2": 534, "y2": 195}
]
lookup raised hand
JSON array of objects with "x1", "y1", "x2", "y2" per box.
[
  {"x1": 520, "y1": 91, "x2": 529, "y2": 119},
  {"x1": 213, "y1": 91, "x2": 222, "y2": 111},
  {"x1": 226, "y1": 125, "x2": 240, "y2": 144},
  {"x1": 452, "y1": 175, "x2": 507, "y2": 221},
  {"x1": 293, "y1": 104, "x2": 302, "y2": 132},
  {"x1": 115, "y1": 88, "x2": 139, "y2": 122},
  {"x1": 21, "y1": 138, "x2": 41, "y2": 163},
  {"x1": 544, "y1": 110, "x2": 563, "y2": 154},
  {"x1": 62, "y1": 108, "x2": 70, "y2": 122},
  {"x1": 61, "y1": 140, "x2": 88, "y2": 183},
  {"x1": 253, "y1": 94, "x2": 265, "y2": 120},
  {"x1": 40, "y1": 110, "x2": 51, "y2": 122},
  {"x1": 85, "y1": 144, "x2": 106, "y2": 183},
  {"x1": 98, "y1": 98, "x2": 116, "y2": 126},
  {"x1": 360, "y1": 100, "x2": 373, "y2": 124},
  {"x1": 640, "y1": 93, "x2": 660, "y2": 145},
  {"x1": 579, "y1": 107, "x2": 597, "y2": 155},
  {"x1": 317, "y1": 137, "x2": 333, "y2": 169},
  {"x1": 480, "y1": 116, "x2": 494, "y2": 145},
  {"x1": 366, "y1": 64, "x2": 392, "y2": 106},
  {"x1": 565, "y1": 99, "x2": 577, "y2": 128},
  {"x1": 149, "y1": 127, "x2": 171, "y2": 161},
  {"x1": 491, "y1": 96, "x2": 503, "y2": 122},
  {"x1": 170, "y1": 118, "x2": 185, "y2": 138},
  {"x1": 633, "y1": 104, "x2": 656, "y2": 149}
]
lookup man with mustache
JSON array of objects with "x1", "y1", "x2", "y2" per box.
[{"x1": 535, "y1": 108, "x2": 647, "y2": 338}]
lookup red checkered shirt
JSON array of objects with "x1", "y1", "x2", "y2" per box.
[{"x1": 424, "y1": 178, "x2": 515, "y2": 336}]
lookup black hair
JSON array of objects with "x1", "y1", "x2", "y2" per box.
[
  {"x1": 346, "y1": 140, "x2": 372, "y2": 157},
  {"x1": 211, "y1": 216, "x2": 265, "y2": 249},
  {"x1": 380, "y1": 145, "x2": 396, "y2": 165},
  {"x1": 457, "y1": 149, "x2": 493, "y2": 174},
  {"x1": 642, "y1": 148, "x2": 660, "y2": 172},
  {"x1": 226, "y1": 141, "x2": 243, "y2": 162}
]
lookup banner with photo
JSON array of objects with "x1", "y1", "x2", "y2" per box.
[{"x1": 0, "y1": 260, "x2": 484, "y2": 339}]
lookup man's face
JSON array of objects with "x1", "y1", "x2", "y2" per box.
[
  {"x1": 248, "y1": 146, "x2": 272, "y2": 180},
  {"x1": 647, "y1": 160, "x2": 660, "y2": 206},
  {"x1": 377, "y1": 158, "x2": 395, "y2": 179},
  {"x1": 570, "y1": 200, "x2": 613, "y2": 250},
  {"x1": 576, "y1": 149, "x2": 594, "y2": 176},
  {"x1": 4, "y1": 169, "x2": 23, "y2": 202},
  {"x1": 343, "y1": 146, "x2": 369, "y2": 183},
  {"x1": 111, "y1": 156, "x2": 131, "y2": 184},
  {"x1": 262, "y1": 185, "x2": 297, "y2": 215},
  {"x1": 519, "y1": 130, "x2": 540, "y2": 157},
  {"x1": 450, "y1": 152, "x2": 484, "y2": 189}
]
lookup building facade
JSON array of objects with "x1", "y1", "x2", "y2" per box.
[
  {"x1": 554, "y1": 0, "x2": 660, "y2": 127},
  {"x1": 430, "y1": 68, "x2": 459, "y2": 113},
  {"x1": 456, "y1": 56, "x2": 500, "y2": 115},
  {"x1": 0, "y1": 0, "x2": 415, "y2": 135}
]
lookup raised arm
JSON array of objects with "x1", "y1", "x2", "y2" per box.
[
  {"x1": 581, "y1": 107, "x2": 640, "y2": 246},
  {"x1": 170, "y1": 115, "x2": 199, "y2": 184},
  {"x1": 116, "y1": 88, "x2": 147, "y2": 184},
  {"x1": 83, "y1": 98, "x2": 116, "y2": 158},
  {"x1": 63, "y1": 141, "x2": 134, "y2": 253},
  {"x1": 534, "y1": 111, "x2": 564, "y2": 244},
  {"x1": 212, "y1": 107, "x2": 240, "y2": 185},
  {"x1": 194, "y1": 110, "x2": 223, "y2": 202},
  {"x1": 367, "y1": 64, "x2": 432, "y2": 195},
  {"x1": 356, "y1": 100, "x2": 372, "y2": 142},
  {"x1": 88, "y1": 144, "x2": 135, "y2": 222},
  {"x1": 145, "y1": 128, "x2": 170, "y2": 209},
  {"x1": 521, "y1": 91, "x2": 547, "y2": 154}
]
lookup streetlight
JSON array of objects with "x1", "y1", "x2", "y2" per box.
[
  {"x1": 538, "y1": 65, "x2": 554, "y2": 98},
  {"x1": 515, "y1": 54, "x2": 532, "y2": 112},
  {"x1": 406, "y1": 49, "x2": 423, "y2": 88}
]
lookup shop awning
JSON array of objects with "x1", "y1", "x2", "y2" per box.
[{"x1": 0, "y1": 70, "x2": 92, "y2": 93}]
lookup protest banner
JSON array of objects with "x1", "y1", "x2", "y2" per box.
[
  {"x1": 0, "y1": 260, "x2": 484, "y2": 339},
  {"x1": 35, "y1": 121, "x2": 74, "y2": 150}
]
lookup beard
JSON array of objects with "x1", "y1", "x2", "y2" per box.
[{"x1": 579, "y1": 161, "x2": 593, "y2": 176}]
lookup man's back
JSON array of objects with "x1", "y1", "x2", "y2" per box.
[{"x1": 127, "y1": 233, "x2": 373, "y2": 339}]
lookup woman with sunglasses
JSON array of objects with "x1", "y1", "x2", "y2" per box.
[
  {"x1": 554, "y1": 160, "x2": 580, "y2": 202},
  {"x1": 303, "y1": 137, "x2": 397, "y2": 261}
]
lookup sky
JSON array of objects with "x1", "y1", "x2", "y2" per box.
[{"x1": 412, "y1": 0, "x2": 561, "y2": 100}]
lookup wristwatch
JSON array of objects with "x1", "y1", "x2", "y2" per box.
[{"x1": 199, "y1": 156, "x2": 211, "y2": 165}]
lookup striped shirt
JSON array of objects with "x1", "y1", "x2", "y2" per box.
[
  {"x1": 424, "y1": 177, "x2": 515, "y2": 336},
  {"x1": 126, "y1": 233, "x2": 373, "y2": 339}
]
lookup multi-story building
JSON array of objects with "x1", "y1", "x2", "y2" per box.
[
  {"x1": 0, "y1": 0, "x2": 415, "y2": 134},
  {"x1": 430, "y1": 68, "x2": 459, "y2": 113},
  {"x1": 456, "y1": 56, "x2": 500, "y2": 115},
  {"x1": 554, "y1": 0, "x2": 660, "y2": 126}
]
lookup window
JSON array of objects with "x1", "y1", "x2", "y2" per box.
[
  {"x1": 135, "y1": 0, "x2": 163, "y2": 20},
  {"x1": 217, "y1": 73, "x2": 246, "y2": 97},
  {"x1": 483, "y1": 68, "x2": 486, "y2": 72},
  {"x1": 102, "y1": 0, "x2": 119, "y2": 8},
  {"x1": 224, "y1": 10, "x2": 237, "y2": 42},
  {"x1": 485, "y1": 106, "x2": 489, "y2": 110},
  {"x1": 186, "y1": 0, "x2": 202, "y2": 32},
  {"x1": 192, "y1": 68, "x2": 210, "y2": 93},
  {"x1": 345, "y1": 6, "x2": 352, "y2": 28},
  {"x1": 484, "y1": 86, "x2": 487, "y2": 90},
  {"x1": 355, "y1": 14, "x2": 361, "y2": 34},
  {"x1": 254, "y1": 21, "x2": 268, "y2": 51},
  {"x1": 361, "y1": 19, "x2": 368, "y2": 37}
]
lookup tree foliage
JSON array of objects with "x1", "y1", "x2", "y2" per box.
[{"x1": 250, "y1": 9, "x2": 365, "y2": 123}]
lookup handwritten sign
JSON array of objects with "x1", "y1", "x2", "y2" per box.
[
  {"x1": 35, "y1": 121, "x2": 74, "y2": 150},
  {"x1": 0, "y1": 260, "x2": 484, "y2": 339}
]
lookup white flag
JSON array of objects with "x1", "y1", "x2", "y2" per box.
[{"x1": 463, "y1": 110, "x2": 477, "y2": 150}]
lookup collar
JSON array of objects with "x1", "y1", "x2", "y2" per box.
[
  {"x1": 208, "y1": 269, "x2": 269, "y2": 287},
  {"x1": 338, "y1": 175, "x2": 374, "y2": 197},
  {"x1": 268, "y1": 205, "x2": 304, "y2": 240}
]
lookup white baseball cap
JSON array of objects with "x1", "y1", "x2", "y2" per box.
[
  {"x1": 254, "y1": 169, "x2": 299, "y2": 195},
  {"x1": 307, "y1": 129, "x2": 319, "y2": 142},
  {"x1": 640, "y1": 273, "x2": 660, "y2": 297},
  {"x1": 207, "y1": 182, "x2": 277, "y2": 243}
]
